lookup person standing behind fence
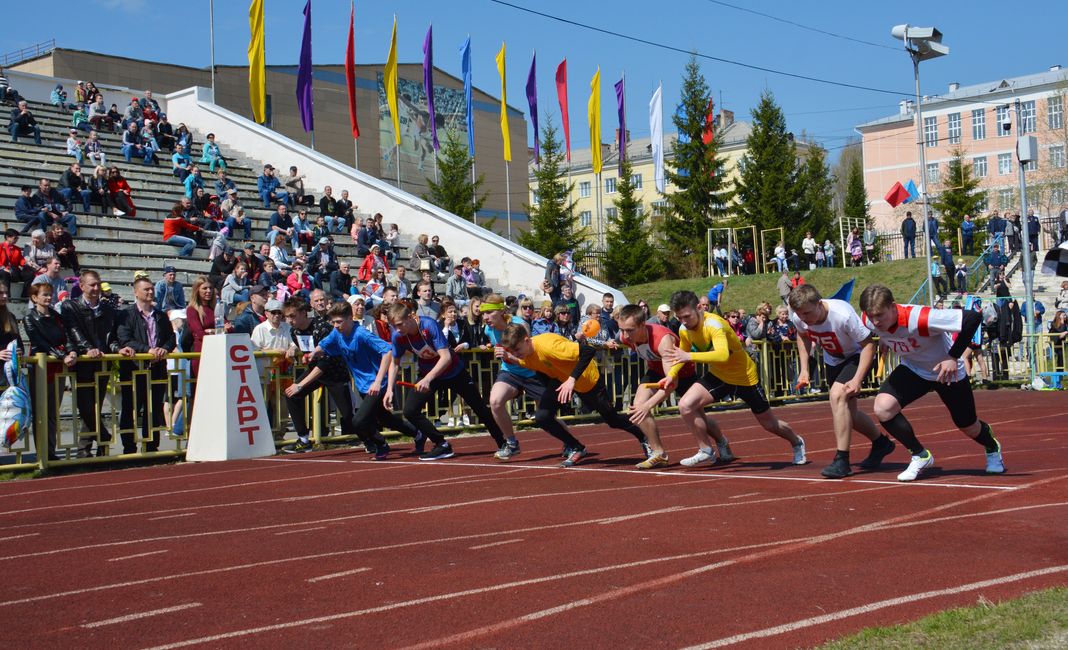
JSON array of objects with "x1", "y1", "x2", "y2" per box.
[
  {"x1": 901, "y1": 212, "x2": 917, "y2": 258},
  {"x1": 961, "y1": 214, "x2": 976, "y2": 255},
  {"x1": 24, "y1": 282, "x2": 79, "y2": 460},
  {"x1": 61, "y1": 270, "x2": 120, "y2": 457},
  {"x1": 116, "y1": 277, "x2": 174, "y2": 454}
]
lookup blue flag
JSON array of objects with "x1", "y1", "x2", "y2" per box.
[
  {"x1": 673, "y1": 103, "x2": 689, "y2": 178},
  {"x1": 903, "y1": 179, "x2": 919, "y2": 204},
  {"x1": 460, "y1": 36, "x2": 474, "y2": 156},
  {"x1": 829, "y1": 278, "x2": 855, "y2": 302}
]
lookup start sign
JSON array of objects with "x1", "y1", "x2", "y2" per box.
[{"x1": 186, "y1": 334, "x2": 277, "y2": 461}]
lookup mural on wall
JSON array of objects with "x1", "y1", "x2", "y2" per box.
[{"x1": 377, "y1": 73, "x2": 468, "y2": 179}]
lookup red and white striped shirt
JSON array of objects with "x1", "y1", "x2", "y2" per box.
[{"x1": 862, "y1": 304, "x2": 965, "y2": 382}]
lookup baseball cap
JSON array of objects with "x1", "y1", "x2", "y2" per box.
[
  {"x1": 265, "y1": 299, "x2": 283, "y2": 312},
  {"x1": 133, "y1": 270, "x2": 150, "y2": 280},
  {"x1": 243, "y1": 242, "x2": 255, "y2": 250},
  {"x1": 100, "y1": 282, "x2": 112, "y2": 292},
  {"x1": 319, "y1": 236, "x2": 330, "y2": 245},
  {"x1": 251, "y1": 284, "x2": 270, "y2": 294},
  {"x1": 346, "y1": 295, "x2": 364, "y2": 306},
  {"x1": 162, "y1": 265, "x2": 177, "y2": 274},
  {"x1": 168, "y1": 309, "x2": 186, "y2": 321},
  {"x1": 657, "y1": 304, "x2": 671, "y2": 313}
]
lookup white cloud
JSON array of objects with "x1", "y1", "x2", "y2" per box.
[{"x1": 92, "y1": 0, "x2": 146, "y2": 11}]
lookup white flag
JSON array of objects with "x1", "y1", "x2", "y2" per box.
[{"x1": 649, "y1": 83, "x2": 665, "y2": 193}]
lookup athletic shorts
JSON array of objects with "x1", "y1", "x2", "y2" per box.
[
  {"x1": 695, "y1": 373, "x2": 771, "y2": 415},
  {"x1": 495, "y1": 370, "x2": 547, "y2": 402},
  {"x1": 878, "y1": 364, "x2": 978, "y2": 428},
  {"x1": 825, "y1": 353, "x2": 861, "y2": 386},
  {"x1": 640, "y1": 369, "x2": 698, "y2": 396}
]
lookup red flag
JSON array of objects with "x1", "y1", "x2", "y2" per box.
[
  {"x1": 884, "y1": 181, "x2": 910, "y2": 208},
  {"x1": 555, "y1": 59, "x2": 570, "y2": 162},
  {"x1": 344, "y1": 2, "x2": 360, "y2": 139},
  {"x1": 701, "y1": 98, "x2": 715, "y2": 145}
]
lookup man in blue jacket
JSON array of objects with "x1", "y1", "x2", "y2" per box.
[
  {"x1": 257, "y1": 164, "x2": 289, "y2": 208},
  {"x1": 900, "y1": 212, "x2": 917, "y2": 258},
  {"x1": 961, "y1": 214, "x2": 976, "y2": 255}
]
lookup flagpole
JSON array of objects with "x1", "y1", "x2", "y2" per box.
[
  {"x1": 505, "y1": 161, "x2": 512, "y2": 240},
  {"x1": 310, "y1": 132, "x2": 315, "y2": 151},
  {"x1": 208, "y1": 0, "x2": 216, "y2": 101},
  {"x1": 596, "y1": 171, "x2": 603, "y2": 249},
  {"x1": 354, "y1": 140, "x2": 359, "y2": 170},
  {"x1": 396, "y1": 144, "x2": 402, "y2": 189},
  {"x1": 471, "y1": 158, "x2": 478, "y2": 226}
]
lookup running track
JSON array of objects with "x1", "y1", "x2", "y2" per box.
[{"x1": 1, "y1": 390, "x2": 1066, "y2": 649}]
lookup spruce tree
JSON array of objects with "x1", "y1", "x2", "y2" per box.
[
  {"x1": 604, "y1": 159, "x2": 662, "y2": 286},
  {"x1": 734, "y1": 90, "x2": 801, "y2": 242},
  {"x1": 519, "y1": 121, "x2": 587, "y2": 260},
  {"x1": 423, "y1": 128, "x2": 487, "y2": 221},
  {"x1": 660, "y1": 55, "x2": 733, "y2": 278},
  {"x1": 843, "y1": 156, "x2": 869, "y2": 222},
  {"x1": 795, "y1": 146, "x2": 835, "y2": 244},
  {"x1": 931, "y1": 147, "x2": 985, "y2": 242}
]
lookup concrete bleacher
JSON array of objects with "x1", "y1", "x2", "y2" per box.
[{"x1": 0, "y1": 98, "x2": 426, "y2": 306}]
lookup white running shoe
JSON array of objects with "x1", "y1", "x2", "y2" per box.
[
  {"x1": 716, "y1": 439, "x2": 736, "y2": 463},
  {"x1": 680, "y1": 448, "x2": 716, "y2": 467},
  {"x1": 985, "y1": 439, "x2": 1005, "y2": 474},
  {"x1": 792, "y1": 436, "x2": 808, "y2": 465},
  {"x1": 897, "y1": 451, "x2": 934, "y2": 482}
]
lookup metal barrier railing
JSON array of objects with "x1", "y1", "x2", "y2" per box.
[{"x1": 4, "y1": 333, "x2": 1063, "y2": 472}]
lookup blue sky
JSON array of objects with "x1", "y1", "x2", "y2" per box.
[{"x1": 4, "y1": 0, "x2": 1067, "y2": 162}]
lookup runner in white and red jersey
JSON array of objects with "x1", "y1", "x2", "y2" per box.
[
  {"x1": 788, "y1": 285, "x2": 896, "y2": 479},
  {"x1": 858, "y1": 284, "x2": 1005, "y2": 481},
  {"x1": 614, "y1": 304, "x2": 735, "y2": 469}
]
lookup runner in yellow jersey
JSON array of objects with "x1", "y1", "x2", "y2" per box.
[{"x1": 661, "y1": 290, "x2": 808, "y2": 467}]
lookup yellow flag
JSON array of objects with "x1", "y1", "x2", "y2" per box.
[
  {"x1": 247, "y1": 0, "x2": 266, "y2": 124},
  {"x1": 588, "y1": 67, "x2": 601, "y2": 174},
  {"x1": 496, "y1": 42, "x2": 511, "y2": 162},
  {"x1": 384, "y1": 16, "x2": 401, "y2": 146}
]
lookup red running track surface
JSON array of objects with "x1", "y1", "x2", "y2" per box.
[{"x1": 0, "y1": 390, "x2": 1066, "y2": 649}]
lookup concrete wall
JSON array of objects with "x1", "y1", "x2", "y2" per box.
[{"x1": 165, "y1": 86, "x2": 626, "y2": 308}]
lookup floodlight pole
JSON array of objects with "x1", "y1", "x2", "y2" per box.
[
  {"x1": 906, "y1": 35, "x2": 937, "y2": 306},
  {"x1": 1014, "y1": 98, "x2": 1038, "y2": 386}
]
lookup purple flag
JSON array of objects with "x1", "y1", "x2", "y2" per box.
[
  {"x1": 296, "y1": 0, "x2": 314, "y2": 133},
  {"x1": 526, "y1": 51, "x2": 539, "y2": 164},
  {"x1": 614, "y1": 75, "x2": 626, "y2": 173},
  {"x1": 422, "y1": 24, "x2": 439, "y2": 151}
]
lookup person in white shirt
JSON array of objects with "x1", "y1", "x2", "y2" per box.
[
  {"x1": 789, "y1": 284, "x2": 896, "y2": 479},
  {"x1": 859, "y1": 284, "x2": 1004, "y2": 482},
  {"x1": 801, "y1": 232, "x2": 817, "y2": 269},
  {"x1": 251, "y1": 299, "x2": 292, "y2": 424}
]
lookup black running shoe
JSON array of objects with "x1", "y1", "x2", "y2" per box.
[
  {"x1": 420, "y1": 443, "x2": 455, "y2": 461},
  {"x1": 858, "y1": 436, "x2": 896, "y2": 470},
  {"x1": 281, "y1": 439, "x2": 313, "y2": 454},
  {"x1": 820, "y1": 456, "x2": 853, "y2": 479}
]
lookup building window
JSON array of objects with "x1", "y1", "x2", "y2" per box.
[
  {"x1": 973, "y1": 156, "x2": 987, "y2": 178},
  {"x1": 652, "y1": 200, "x2": 667, "y2": 216},
  {"x1": 1024, "y1": 158, "x2": 1037, "y2": 172},
  {"x1": 605, "y1": 207, "x2": 618, "y2": 221},
  {"x1": 1019, "y1": 100, "x2": 1036, "y2": 134},
  {"x1": 1051, "y1": 187, "x2": 1067, "y2": 205},
  {"x1": 996, "y1": 105, "x2": 1010, "y2": 136},
  {"x1": 636, "y1": 205, "x2": 645, "y2": 217},
  {"x1": 1049, "y1": 95, "x2": 1064, "y2": 130},
  {"x1": 1051, "y1": 144, "x2": 1066, "y2": 169},
  {"x1": 975, "y1": 195, "x2": 989, "y2": 213},
  {"x1": 997, "y1": 152, "x2": 1012, "y2": 175},
  {"x1": 998, "y1": 189, "x2": 1014, "y2": 210},
  {"x1": 579, "y1": 181, "x2": 591, "y2": 198},
  {"x1": 923, "y1": 116, "x2": 937, "y2": 147},
  {"x1": 579, "y1": 210, "x2": 592, "y2": 227},
  {"x1": 925, "y1": 162, "x2": 939, "y2": 185},
  {"x1": 531, "y1": 191, "x2": 539, "y2": 205},
  {"x1": 971, "y1": 108, "x2": 986, "y2": 141},
  {"x1": 947, "y1": 113, "x2": 961, "y2": 144},
  {"x1": 605, "y1": 177, "x2": 617, "y2": 194},
  {"x1": 630, "y1": 173, "x2": 642, "y2": 189}
]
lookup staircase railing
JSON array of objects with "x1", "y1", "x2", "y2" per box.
[
  {"x1": 907, "y1": 233, "x2": 1004, "y2": 305},
  {"x1": 1, "y1": 39, "x2": 55, "y2": 67}
]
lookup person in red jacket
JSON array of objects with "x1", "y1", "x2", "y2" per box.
[
  {"x1": 106, "y1": 166, "x2": 137, "y2": 216},
  {"x1": 163, "y1": 212, "x2": 202, "y2": 257},
  {"x1": 286, "y1": 260, "x2": 313, "y2": 300},
  {"x1": 0, "y1": 229, "x2": 36, "y2": 297},
  {"x1": 356, "y1": 244, "x2": 390, "y2": 281}
]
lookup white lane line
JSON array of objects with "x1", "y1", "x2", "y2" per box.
[
  {"x1": 728, "y1": 492, "x2": 760, "y2": 499},
  {"x1": 0, "y1": 467, "x2": 531, "y2": 533},
  {"x1": 680, "y1": 565, "x2": 1068, "y2": 649},
  {"x1": 306, "y1": 567, "x2": 371, "y2": 583},
  {"x1": 0, "y1": 485, "x2": 897, "y2": 608},
  {"x1": 275, "y1": 526, "x2": 327, "y2": 536},
  {"x1": 0, "y1": 533, "x2": 39, "y2": 542},
  {"x1": 142, "y1": 495, "x2": 1067, "y2": 650},
  {"x1": 469, "y1": 539, "x2": 524, "y2": 550},
  {"x1": 148, "y1": 513, "x2": 198, "y2": 521},
  {"x1": 345, "y1": 458, "x2": 1020, "y2": 491},
  {"x1": 82, "y1": 603, "x2": 202, "y2": 628},
  {"x1": 598, "y1": 507, "x2": 685, "y2": 524},
  {"x1": 107, "y1": 550, "x2": 169, "y2": 562}
]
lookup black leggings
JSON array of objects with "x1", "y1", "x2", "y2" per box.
[
  {"x1": 534, "y1": 380, "x2": 646, "y2": 451},
  {"x1": 402, "y1": 368, "x2": 505, "y2": 447}
]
